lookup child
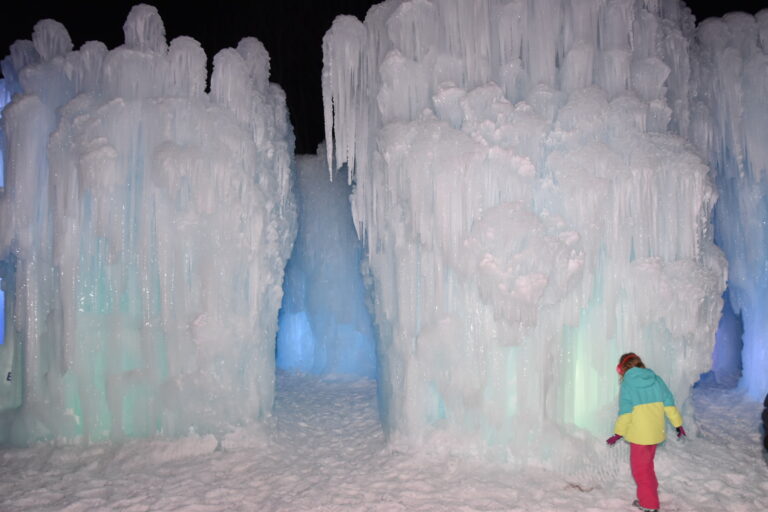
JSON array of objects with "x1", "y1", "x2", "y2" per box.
[{"x1": 606, "y1": 353, "x2": 686, "y2": 512}]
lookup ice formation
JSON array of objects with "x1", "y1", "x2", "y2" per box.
[
  {"x1": 276, "y1": 148, "x2": 376, "y2": 379},
  {"x1": 323, "y1": 0, "x2": 727, "y2": 467},
  {"x1": 0, "y1": 6, "x2": 296, "y2": 444},
  {"x1": 689, "y1": 10, "x2": 768, "y2": 400}
]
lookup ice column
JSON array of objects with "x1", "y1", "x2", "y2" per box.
[
  {"x1": 0, "y1": 5, "x2": 296, "y2": 444},
  {"x1": 276, "y1": 147, "x2": 377, "y2": 379},
  {"x1": 324, "y1": 0, "x2": 725, "y2": 468},
  {"x1": 689, "y1": 10, "x2": 768, "y2": 400}
]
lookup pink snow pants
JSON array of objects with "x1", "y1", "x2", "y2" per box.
[{"x1": 630, "y1": 443, "x2": 659, "y2": 510}]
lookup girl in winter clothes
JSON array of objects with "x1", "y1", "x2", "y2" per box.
[{"x1": 606, "y1": 353, "x2": 686, "y2": 512}]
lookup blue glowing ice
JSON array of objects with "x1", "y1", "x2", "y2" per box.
[
  {"x1": 692, "y1": 11, "x2": 768, "y2": 400},
  {"x1": 276, "y1": 149, "x2": 376, "y2": 379}
]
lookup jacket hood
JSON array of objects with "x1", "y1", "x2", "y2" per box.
[{"x1": 623, "y1": 367, "x2": 657, "y2": 389}]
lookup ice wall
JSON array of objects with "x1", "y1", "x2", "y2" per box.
[
  {"x1": 689, "y1": 10, "x2": 768, "y2": 400},
  {"x1": 323, "y1": 0, "x2": 726, "y2": 468},
  {"x1": 276, "y1": 148, "x2": 377, "y2": 379},
  {"x1": 0, "y1": 6, "x2": 296, "y2": 444}
]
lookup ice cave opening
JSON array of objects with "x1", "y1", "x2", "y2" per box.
[
  {"x1": 702, "y1": 289, "x2": 744, "y2": 388},
  {"x1": 275, "y1": 152, "x2": 378, "y2": 381}
]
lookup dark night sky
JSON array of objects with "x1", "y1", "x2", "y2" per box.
[{"x1": 0, "y1": 0, "x2": 765, "y2": 154}]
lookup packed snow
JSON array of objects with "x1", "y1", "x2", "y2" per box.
[{"x1": 0, "y1": 373, "x2": 765, "y2": 511}]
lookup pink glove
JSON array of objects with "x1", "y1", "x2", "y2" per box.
[
  {"x1": 676, "y1": 426, "x2": 686, "y2": 438},
  {"x1": 606, "y1": 434, "x2": 622, "y2": 445}
]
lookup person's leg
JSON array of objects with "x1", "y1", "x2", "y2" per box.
[{"x1": 630, "y1": 443, "x2": 659, "y2": 509}]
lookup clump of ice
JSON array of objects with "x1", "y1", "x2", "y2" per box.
[
  {"x1": 323, "y1": 0, "x2": 726, "y2": 470},
  {"x1": 0, "y1": 5, "x2": 296, "y2": 444}
]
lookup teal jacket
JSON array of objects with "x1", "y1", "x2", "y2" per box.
[{"x1": 613, "y1": 367, "x2": 683, "y2": 445}]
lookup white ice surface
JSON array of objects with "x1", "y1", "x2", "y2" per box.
[{"x1": 0, "y1": 374, "x2": 765, "y2": 512}]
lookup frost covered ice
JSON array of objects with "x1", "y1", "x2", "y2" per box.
[
  {"x1": 0, "y1": 5, "x2": 296, "y2": 443},
  {"x1": 323, "y1": 0, "x2": 727, "y2": 468}
]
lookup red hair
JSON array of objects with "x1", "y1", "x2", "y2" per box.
[{"x1": 616, "y1": 352, "x2": 645, "y2": 377}]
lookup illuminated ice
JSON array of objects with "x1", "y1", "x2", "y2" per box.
[
  {"x1": 323, "y1": 0, "x2": 726, "y2": 468},
  {"x1": 0, "y1": 6, "x2": 296, "y2": 444},
  {"x1": 276, "y1": 148, "x2": 376, "y2": 379},
  {"x1": 689, "y1": 10, "x2": 768, "y2": 400}
]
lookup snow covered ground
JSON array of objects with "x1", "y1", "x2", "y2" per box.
[{"x1": 0, "y1": 372, "x2": 765, "y2": 512}]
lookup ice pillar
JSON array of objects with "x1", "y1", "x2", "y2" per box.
[
  {"x1": 0, "y1": 6, "x2": 296, "y2": 444},
  {"x1": 323, "y1": 0, "x2": 725, "y2": 468}
]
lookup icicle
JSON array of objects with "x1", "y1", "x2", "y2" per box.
[
  {"x1": 123, "y1": 4, "x2": 167, "y2": 54},
  {"x1": 31, "y1": 19, "x2": 73, "y2": 61},
  {"x1": 236, "y1": 37, "x2": 271, "y2": 93},
  {"x1": 322, "y1": 15, "x2": 368, "y2": 180},
  {"x1": 66, "y1": 41, "x2": 108, "y2": 95},
  {"x1": 166, "y1": 36, "x2": 207, "y2": 98}
]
